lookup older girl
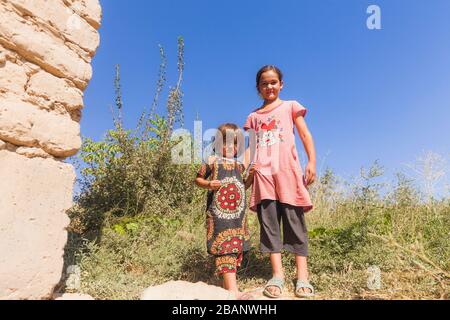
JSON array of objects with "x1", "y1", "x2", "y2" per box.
[{"x1": 244, "y1": 65, "x2": 317, "y2": 298}]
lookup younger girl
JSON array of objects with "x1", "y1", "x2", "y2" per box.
[
  {"x1": 195, "y1": 123, "x2": 257, "y2": 300},
  {"x1": 243, "y1": 65, "x2": 317, "y2": 298}
]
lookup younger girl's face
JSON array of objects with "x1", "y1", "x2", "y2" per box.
[
  {"x1": 258, "y1": 70, "x2": 283, "y2": 101},
  {"x1": 222, "y1": 140, "x2": 237, "y2": 159}
]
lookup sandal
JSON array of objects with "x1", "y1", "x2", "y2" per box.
[
  {"x1": 263, "y1": 277, "x2": 285, "y2": 298},
  {"x1": 295, "y1": 279, "x2": 315, "y2": 298}
]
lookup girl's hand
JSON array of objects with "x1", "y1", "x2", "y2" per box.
[
  {"x1": 208, "y1": 180, "x2": 222, "y2": 190},
  {"x1": 248, "y1": 163, "x2": 261, "y2": 177},
  {"x1": 305, "y1": 162, "x2": 316, "y2": 186}
]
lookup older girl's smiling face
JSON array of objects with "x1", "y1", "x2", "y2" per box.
[{"x1": 258, "y1": 70, "x2": 283, "y2": 101}]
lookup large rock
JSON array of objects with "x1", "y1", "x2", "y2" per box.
[
  {"x1": 0, "y1": 60, "x2": 28, "y2": 96},
  {"x1": 141, "y1": 281, "x2": 237, "y2": 300},
  {"x1": 0, "y1": 98, "x2": 81, "y2": 158},
  {"x1": 27, "y1": 70, "x2": 84, "y2": 113},
  {"x1": 0, "y1": 4, "x2": 93, "y2": 89},
  {"x1": 53, "y1": 293, "x2": 95, "y2": 300},
  {"x1": 64, "y1": 0, "x2": 102, "y2": 29},
  {"x1": 0, "y1": 150, "x2": 75, "y2": 300},
  {"x1": 8, "y1": 0, "x2": 100, "y2": 55},
  {"x1": 0, "y1": 0, "x2": 101, "y2": 300}
]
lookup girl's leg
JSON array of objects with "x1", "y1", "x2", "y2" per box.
[
  {"x1": 270, "y1": 252, "x2": 284, "y2": 278},
  {"x1": 222, "y1": 272, "x2": 239, "y2": 293},
  {"x1": 218, "y1": 255, "x2": 253, "y2": 300},
  {"x1": 295, "y1": 255, "x2": 312, "y2": 294},
  {"x1": 257, "y1": 200, "x2": 284, "y2": 297},
  {"x1": 295, "y1": 255, "x2": 309, "y2": 280},
  {"x1": 223, "y1": 273, "x2": 253, "y2": 300},
  {"x1": 265, "y1": 252, "x2": 284, "y2": 296},
  {"x1": 216, "y1": 256, "x2": 239, "y2": 294},
  {"x1": 281, "y1": 203, "x2": 312, "y2": 294}
]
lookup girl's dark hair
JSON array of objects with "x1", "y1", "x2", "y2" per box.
[{"x1": 256, "y1": 65, "x2": 283, "y2": 92}]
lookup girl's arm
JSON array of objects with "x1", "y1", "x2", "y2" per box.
[
  {"x1": 294, "y1": 116, "x2": 317, "y2": 185},
  {"x1": 243, "y1": 147, "x2": 253, "y2": 189},
  {"x1": 194, "y1": 160, "x2": 222, "y2": 190},
  {"x1": 244, "y1": 147, "x2": 251, "y2": 169},
  {"x1": 195, "y1": 176, "x2": 222, "y2": 190},
  {"x1": 243, "y1": 163, "x2": 260, "y2": 190},
  {"x1": 244, "y1": 174, "x2": 253, "y2": 190},
  {"x1": 195, "y1": 176, "x2": 211, "y2": 189}
]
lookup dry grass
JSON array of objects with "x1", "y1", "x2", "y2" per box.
[{"x1": 68, "y1": 176, "x2": 449, "y2": 300}]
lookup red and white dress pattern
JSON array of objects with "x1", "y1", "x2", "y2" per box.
[{"x1": 213, "y1": 176, "x2": 245, "y2": 220}]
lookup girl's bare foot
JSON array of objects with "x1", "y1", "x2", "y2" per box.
[
  {"x1": 295, "y1": 278, "x2": 315, "y2": 297},
  {"x1": 263, "y1": 275, "x2": 284, "y2": 298},
  {"x1": 296, "y1": 286, "x2": 313, "y2": 294},
  {"x1": 265, "y1": 285, "x2": 282, "y2": 297},
  {"x1": 295, "y1": 256, "x2": 312, "y2": 294},
  {"x1": 234, "y1": 291, "x2": 254, "y2": 300}
]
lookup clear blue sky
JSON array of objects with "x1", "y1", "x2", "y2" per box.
[{"x1": 76, "y1": 0, "x2": 450, "y2": 192}]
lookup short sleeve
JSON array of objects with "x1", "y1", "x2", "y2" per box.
[
  {"x1": 292, "y1": 100, "x2": 307, "y2": 121},
  {"x1": 243, "y1": 114, "x2": 253, "y2": 131},
  {"x1": 196, "y1": 163, "x2": 212, "y2": 180}
]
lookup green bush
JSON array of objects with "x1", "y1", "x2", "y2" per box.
[{"x1": 68, "y1": 37, "x2": 202, "y2": 239}]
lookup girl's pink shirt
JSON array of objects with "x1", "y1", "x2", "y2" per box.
[{"x1": 243, "y1": 100, "x2": 313, "y2": 213}]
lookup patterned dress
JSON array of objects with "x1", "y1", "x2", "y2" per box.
[{"x1": 197, "y1": 157, "x2": 251, "y2": 275}]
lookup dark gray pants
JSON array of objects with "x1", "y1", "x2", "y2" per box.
[{"x1": 257, "y1": 199, "x2": 308, "y2": 256}]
